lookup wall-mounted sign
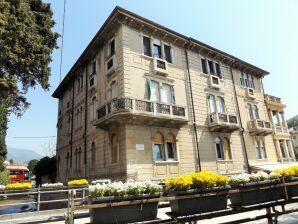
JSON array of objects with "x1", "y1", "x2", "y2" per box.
[{"x1": 136, "y1": 144, "x2": 144, "y2": 151}]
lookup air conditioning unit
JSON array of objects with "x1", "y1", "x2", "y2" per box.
[
  {"x1": 209, "y1": 75, "x2": 221, "y2": 89},
  {"x1": 246, "y1": 88, "x2": 256, "y2": 99},
  {"x1": 153, "y1": 56, "x2": 168, "y2": 75},
  {"x1": 106, "y1": 55, "x2": 116, "y2": 75}
]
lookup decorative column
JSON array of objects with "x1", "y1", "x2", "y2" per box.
[
  {"x1": 283, "y1": 140, "x2": 290, "y2": 161},
  {"x1": 275, "y1": 139, "x2": 283, "y2": 163},
  {"x1": 287, "y1": 140, "x2": 296, "y2": 161},
  {"x1": 280, "y1": 111, "x2": 288, "y2": 133}
]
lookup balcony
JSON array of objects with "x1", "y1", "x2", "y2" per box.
[
  {"x1": 248, "y1": 119, "x2": 273, "y2": 136},
  {"x1": 274, "y1": 124, "x2": 288, "y2": 134},
  {"x1": 265, "y1": 94, "x2": 286, "y2": 108},
  {"x1": 208, "y1": 112, "x2": 240, "y2": 132},
  {"x1": 95, "y1": 98, "x2": 188, "y2": 130}
]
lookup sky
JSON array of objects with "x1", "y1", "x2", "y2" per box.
[{"x1": 6, "y1": 0, "x2": 298, "y2": 155}]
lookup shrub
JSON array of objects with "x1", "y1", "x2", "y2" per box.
[{"x1": 0, "y1": 170, "x2": 9, "y2": 185}]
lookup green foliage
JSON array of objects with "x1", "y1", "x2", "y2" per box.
[
  {"x1": 34, "y1": 156, "x2": 56, "y2": 186},
  {"x1": 0, "y1": 0, "x2": 58, "y2": 169},
  {"x1": 0, "y1": 171, "x2": 9, "y2": 185},
  {"x1": 287, "y1": 114, "x2": 298, "y2": 128},
  {"x1": 28, "y1": 159, "x2": 39, "y2": 175}
]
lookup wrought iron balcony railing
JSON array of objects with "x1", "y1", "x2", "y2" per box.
[{"x1": 97, "y1": 98, "x2": 187, "y2": 121}]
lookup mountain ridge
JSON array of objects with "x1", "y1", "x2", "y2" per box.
[{"x1": 7, "y1": 147, "x2": 43, "y2": 163}]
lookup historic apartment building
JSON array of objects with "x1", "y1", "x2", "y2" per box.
[{"x1": 53, "y1": 7, "x2": 295, "y2": 182}]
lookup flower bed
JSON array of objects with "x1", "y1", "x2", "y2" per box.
[
  {"x1": 89, "y1": 180, "x2": 162, "y2": 224},
  {"x1": 5, "y1": 182, "x2": 32, "y2": 190},
  {"x1": 229, "y1": 171, "x2": 283, "y2": 207},
  {"x1": 41, "y1": 183, "x2": 64, "y2": 188},
  {"x1": 67, "y1": 179, "x2": 88, "y2": 186},
  {"x1": 165, "y1": 171, "x2": 230, "y2": 216}
]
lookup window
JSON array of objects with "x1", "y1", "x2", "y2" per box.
[
  {"x1": 153, "y1": 132, "x2": 164, "y2": 161},
  {"x1": 164, "y1": 44, "x2": 172, "y2": 63},
  {"x1": 67, "y1": 116, "x2": 72, "y2": 134},
  {"x1": 216, "y1": 96, "x2": 226, "y2": 113},
  {"x1": 91, "y1": 142, "x2": 96, "y2": 169},
  {"x1": 110, "y1": 81, "x2": 117, "y2": 99},
  {"x1": 240, "y1": 72, "x2": 255, "y2": 89},
  {"x1": 150, "y1": 81, "x2": 161, "y2": 101},
  {"x1": 106, "y1": 38, "x2": 115, "y2": 59},
  {"x1": 248, "y1": 104, "x2": 254, "y2": 120},
  {"x1": 208, "y1": 60, "x2": 214, "y2": 74},
  {"x1": 253, "y1": 105, "x2": 260, "y2": 119},
  {"x1": 90, "y1": 96, "x2": 97, "y2": 121},
  {"x1": 111, "y1": 134, "x2": 118, "y2": 163},
  {"x1": 161, "y1": 83, "x2": 172, "y2": 104},
  {"x1": 208, "y1": 94, "x2": 216, "y2": 113},
  {"x1": 153, "y1": 44, "x2": 162, "y2": 58},
  {"x1": 222, "y1": 138, "x2": 232, "y2": 160},
  {"x1": 143, "y1": 36, "x2": 151, "y2": 57},
  {"x1": 66, "y1": 152, "x2": 70, "y2": 169},
  {"x1": 201, "y1": 58, "x2": 221, "y2": 78},
  {"x1": 166, "y1": 134, "x2": 176, "y2": 160},
  {"x1": 77, "y1": 75, "x2": 83, "y2": 92},
  {"x1": 215, "y1": 137, "x2": 224, "y2": 160},
  {"x1": 201, "y1": 58, "x2": 208, "y2": 74},
  {"x1": 256, "y1": 140, "x2": 267, "y2": 159}
]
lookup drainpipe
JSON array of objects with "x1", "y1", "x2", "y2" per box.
[
  {"x1": 84, "y1": 66, "x2": 88, "y2": 178},
  {"x1": 184, "y1": 45, "x2": 202, "y2": 172},
  {"x1": 70, "y1": 81, "x2": 75, "y2": 179},
  {"x1": 229, "y1": 63, "x2": 251, "y2": 173}
]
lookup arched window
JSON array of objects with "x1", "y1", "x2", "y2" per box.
[
  {"x1": 91, "y1": 142, "x2": 96, "y2": 169},
  {"x1": 253, "y1": 105, "x2": 260, "y2": 119},
  {"x1": 166, "y1": 133, "x2": 176, "y2": 160},
  {"x1": 111, "y1": 134, "x2": 118, "y2": 163},
  {"x1": 222, "y1": 138, "x2": 232, "y2": 160},
  {"x1": 153, "y1": 132, "x2": 164, "y2": 160},
  {"x1": 215, "y1": 137, "x2": 224, "y2": 160}
]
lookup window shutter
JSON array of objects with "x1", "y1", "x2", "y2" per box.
[{"x1": 171, "y1": 85, "x2": 175, "y2": 104}]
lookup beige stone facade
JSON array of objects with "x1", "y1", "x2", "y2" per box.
[{"x1": 53, "y1": 7, "x2": 295, "y2": 182}]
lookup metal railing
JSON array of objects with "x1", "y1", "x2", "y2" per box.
[
  {"x1": 0, "y1": 187, "x2": 88, "y2": 212},
  {"x1": 97, "y1": 98, "x2": 187, "y2": 120},
  {"x1": 265, "y1": 94, "x2": 282, "y2": 103}
]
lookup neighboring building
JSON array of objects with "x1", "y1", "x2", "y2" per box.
[
  {"x1": 53, "y1": 7, "x2": 295, "y2": 182},
  {"x1": 290, "y1": 126, "x2": 298, "y2": 158}
]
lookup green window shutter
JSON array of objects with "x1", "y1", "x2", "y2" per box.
[{"x1": 146, "y1": 78, "x2": 152, "y2": 100}]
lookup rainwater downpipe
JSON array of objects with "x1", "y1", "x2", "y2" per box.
[
  {"x1": 84, "y1": 65, "x2": 88, "y2": 178},
  {"x1": 184, "y1": 45, "x2": 202, "y2": 172},
  {"x1": 229, "y1": 63, "x2": 251, "y2": 173},
  {"x1": 70, "y1": 81, "x2": 75, "y2": 179}
]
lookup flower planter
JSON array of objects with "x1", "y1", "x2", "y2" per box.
[
  {"x1": 89, "y1": 194, "x2": 160, "y2": 224},
  {"x1": 285, "y1": 177, "x2": 298, "y2": 198},
  {"x1": 168, "y1": 186, "x2": 230, "y2": 216},
  {"x1": 229, "y1": 180, "x2": 284, "y2": 207}
]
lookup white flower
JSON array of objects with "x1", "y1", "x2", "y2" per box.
[
  {"x1": 0, "y1": 185, "x2": 5, "y2": 190},
  {"x1": 91, "y1": 179, "x2": 111, "y2": 185},
  {"x1": 42, "y1": 183, "x2": 64, "y2": 188}
]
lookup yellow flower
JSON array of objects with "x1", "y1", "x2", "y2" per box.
[
  {"x1": 165, "y1": 170, "x2": 228, "y2": 191},
  {"x1": 67, "y1": 179, "x2": 89, "y2": 186},
  {"x1": 6, "y1": 182, "x2": 32, "y2": 189},
  {"x1": 275, "y1": 166, "x2": 298, "y2": 177}
]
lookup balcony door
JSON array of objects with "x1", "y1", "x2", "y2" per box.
[{"x1": 150, "y1": 81, "x2": 160, "y2": 102}]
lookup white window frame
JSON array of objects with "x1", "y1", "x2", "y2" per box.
[
  {"x1": 200, "y1": 57, "x2": 223, "y2": 79},
  {"x1": 247, "y1": 103, "x2": 260, "y2": 120},
  {"x1": 215, "y1": 137, "x2": 225, "y2": 160},
  {"x1": 207, "y1": 94, "x2": 227, "y2": 114},
  {"x1": 147, "y1": 78, "x2": 174, "y2": 104},
  {"x1": 152, "y1": 133, "x2": 178, "y2": 162}
]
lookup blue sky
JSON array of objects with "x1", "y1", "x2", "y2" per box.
[{"x1": 6, "y1": 0, "x2": 298, "y2": 155}]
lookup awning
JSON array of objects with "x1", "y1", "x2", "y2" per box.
[{"x1": 250, "y1": 162, "x2": 298, "y2": 172}]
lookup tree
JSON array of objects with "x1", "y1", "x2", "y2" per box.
[
  {"x1": 287, "y1": 114, "x2": 298, "y2": 129},
  {"x1": 8, "y1": 159, "x2": 13, "y2": 164},
  {"x1": 0, "y1": 0, "x2": 59, "y2": 169},
  {"x1": 34, "y1": 156, "x2": 56, "y2": 186},
  {"x1": 28, "y1": 159, "x2": 39, "y2": 175}
]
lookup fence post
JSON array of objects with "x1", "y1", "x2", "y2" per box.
[
  {"x1": 82, "y1": 188, "x2": 86, "y2": 204},
  {"x1": 37, "y1": 188, "x2": 40, "y2": 211},
  {"x1": 65, "y1": 190, "x2": 74, "y2": 224}
]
